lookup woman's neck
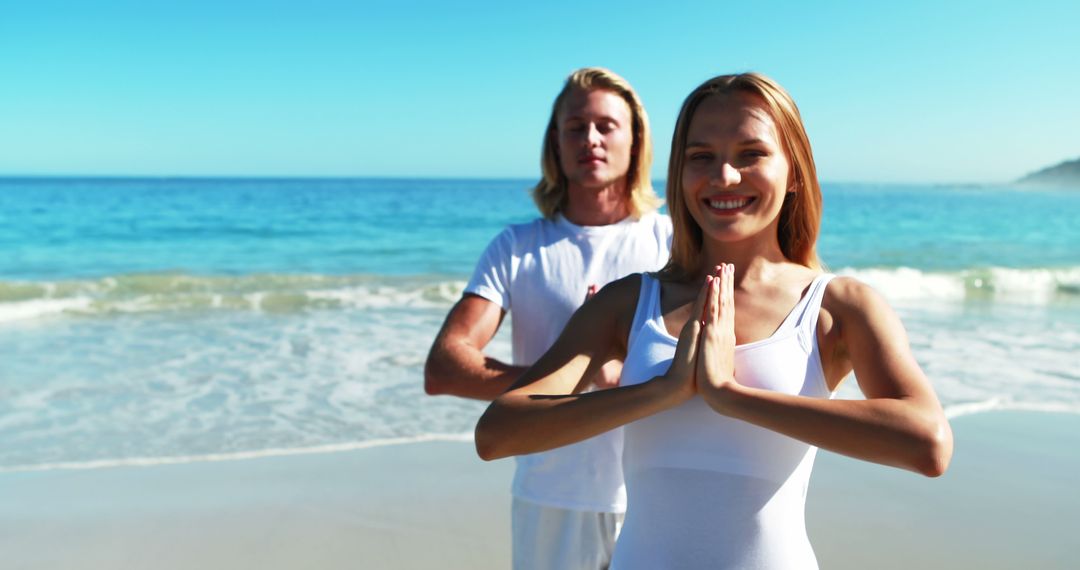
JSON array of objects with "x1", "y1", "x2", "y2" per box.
[{"x1": 696, "y1": 238, "x2": 790, "y2": 285}]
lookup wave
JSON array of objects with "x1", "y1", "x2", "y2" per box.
[
  {"x1": 0, "y1": 432, "x2": 476, "y2": 474},
  {"x1": 836, "y1": 266, "x2": 1080, "y2": 303},
  {"x1": 2, "y1": 265, "x2": 1079, "y2": 324},
  {"x1": 0, "y1": 273, "x2": 468, "y2": 323},
  {"x1": 943, "y1": 398, "x2": 1080, "y2": 419}
]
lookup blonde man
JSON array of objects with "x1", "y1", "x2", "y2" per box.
[{"x1": 425, "y1": 68, "x2": 671, "y2": 569}]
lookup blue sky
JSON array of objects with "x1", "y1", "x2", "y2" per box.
[{"x1": 1, "y1": 0, "x2": 1077, "y2": 182}]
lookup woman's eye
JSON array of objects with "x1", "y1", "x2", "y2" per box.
[{"x1": 688, "y1": 153, "x2": 712, "y2": 162}]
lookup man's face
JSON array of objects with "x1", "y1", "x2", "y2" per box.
[{"x1": 556, "y1": 88, "x2": 634, "y2": 191}]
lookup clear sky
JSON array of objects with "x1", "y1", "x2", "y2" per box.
[{"x1": 2, "y1": 0, "x2": 1077, "y2": 183}]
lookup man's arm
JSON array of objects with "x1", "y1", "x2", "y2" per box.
[{"x1": 424, "y1": 293, "x2": 527, "y2": 401}]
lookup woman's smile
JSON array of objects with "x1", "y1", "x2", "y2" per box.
[{"x1": 703, "y1": 195, "x2": 756, "y2": 215}]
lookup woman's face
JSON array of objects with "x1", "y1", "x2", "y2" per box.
[{"x1": 681, "y1": 92, "x2": 790, "y2": 246}]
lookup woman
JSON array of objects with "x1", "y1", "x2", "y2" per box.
[{"x1": 475, "y1": 73, "x2": 953, "y2": 568}]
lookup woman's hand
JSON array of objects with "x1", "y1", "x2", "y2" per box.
[
  {"x1": 697, "y1": 264, "x2": 738, "y2": 403},
  {"x1": 653, "y1": 274, "x2": 712, "y2": 405}
]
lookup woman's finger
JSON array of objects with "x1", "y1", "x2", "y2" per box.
[
  {"x1": 710, "y1": 266, "x2": 723, "y2": 323},
  {"x1": 689, "y1": 274, "x2": 712, "y2": 327},
  {"x1": 676, "y1": 279, "x2": 707, "y2": 358},
  {"x1": 725, "y1": 264, "x2": 735, "y2": 322}
]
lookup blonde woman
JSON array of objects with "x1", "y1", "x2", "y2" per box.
[{"x1": 475, "y1": 73, "x2": 952, "y2": 569}]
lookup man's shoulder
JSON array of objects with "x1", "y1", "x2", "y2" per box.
[
  {"x1": 482, "y1": 217, "x2": 545, "y2": 246},
  {"x1": 642, "y1": 210, "x2": 673, "y2": 227},
  {"x1": 494, "y1": 216, "x2": 571, "y2": 246},
  {"x1": 502, "y1": 216, "x2": 553, "y2": 235},
  {"x1": 624, "y1": 211, "x2": 673, "y2": 248},
  {"x1": 627, "y1": 210, "x2": 672, "y2": 231},
  {"x1": 497, "y1": 212, "x2": 669, "y2": 245}
]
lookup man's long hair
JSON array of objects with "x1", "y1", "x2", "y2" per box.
[{"x1": 532, "y1": 67, "x2": 661, "y2": 219}]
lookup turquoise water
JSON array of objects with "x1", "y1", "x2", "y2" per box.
[
  {"x1": 1, "y1": 177, "x2": 1078, "y2": 471},
  {"x1": 4, "y1": 178, "x2": 1077, "y2": 278}
]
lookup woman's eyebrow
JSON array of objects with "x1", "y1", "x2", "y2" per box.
[{"x1": 686, "y1": 137, "x2": 768, "y2": 147}]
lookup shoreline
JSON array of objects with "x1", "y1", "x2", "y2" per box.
[
  {"x1": 1, "y1": 410, "x2": 1076, "y2": 569},
  {"x1": 4, "y1": 403, "x2": 1075, "y2": 476}
]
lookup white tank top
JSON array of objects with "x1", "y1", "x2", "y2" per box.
[{"x1": 611, "y1": 273, "x2": 836, "y2": 569}]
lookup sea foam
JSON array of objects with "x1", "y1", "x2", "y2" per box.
[
  {"x1": 0, "y1": 433, "x2": 476, "y2": 474},
  {"x1": 2, "y1": 267, "x2": 1078, "y2": 325},
  {"x1": 0, "y1": 273, "x2": 468, "y2": 322},
  {"x1": 838, "y1": 266, "x2": 1080, "y2": 304}
]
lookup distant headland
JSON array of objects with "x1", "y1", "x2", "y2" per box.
[{"x1": 1017, "y1": 157, "x2": 1080, "y2": 187}]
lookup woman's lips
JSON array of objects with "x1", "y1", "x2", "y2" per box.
[{"x1": 704, "y1": 196, "x2": 755, "y2": 215}]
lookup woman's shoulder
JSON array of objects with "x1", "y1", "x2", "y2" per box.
[
  {"x1": 592, "y1": 273, "x2": 646, "y2": 306},
  {"x1": 581, "y1": 274, "x2": 648, "y2": 348},
  {"x1": 820, "y1": 275, "x2": 893, "y2": 323}
]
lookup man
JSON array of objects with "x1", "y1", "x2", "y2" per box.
[{"x1": 424, "y1": 67, "x2": 671, "y2": 569}]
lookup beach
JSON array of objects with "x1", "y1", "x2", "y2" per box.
[
  {"x1": 2, "y1": 410, "x2": 1076, "y2": 569},
  {"x1": 4, "y1": 0, "x2": 1079, "y2": 564},
  {"x1": 2, "y1": 178, "x2": 1078, "y2": 568}
]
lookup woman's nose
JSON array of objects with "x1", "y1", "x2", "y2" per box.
[{"x1": 711, "y1": 162, "x2": 741, "y2": 187}]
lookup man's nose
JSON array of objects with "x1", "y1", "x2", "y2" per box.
[{"x1": 586, "y1": 124, "x2": 603, "y2": 146}]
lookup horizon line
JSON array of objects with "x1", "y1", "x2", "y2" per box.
[{"x1": 0, "y1": 174, "x2": 1016, "y2": 187}]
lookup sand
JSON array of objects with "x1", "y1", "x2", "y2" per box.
[{"x1": 1, "y1": 411, "x2": 1076, "y2": 569}]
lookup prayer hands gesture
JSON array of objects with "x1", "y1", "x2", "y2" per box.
[
  {"x1": 697, "y1": 264, "x2": 737, "y2": 394},
  {"x1": 658, "y1": 265, "x2": 737, "y2": 405}
]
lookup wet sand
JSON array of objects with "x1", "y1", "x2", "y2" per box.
[{"x1": 1, "y1": 411, "x2": 1075, "y2": 569}]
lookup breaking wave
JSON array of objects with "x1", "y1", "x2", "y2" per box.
[
  {"x1": 3, "y1": 266, "x2": 1078, "y2": 324},
  {"x1": 0, "y1": 273, "x2": 467, "y2": 323}
]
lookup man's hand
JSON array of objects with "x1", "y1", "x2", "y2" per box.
[{"x1": 591, "y1": 359, "x2": 623, "y2": 390}]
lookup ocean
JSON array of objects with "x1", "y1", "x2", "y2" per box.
[{"x1": 1, "y1": 177, "x2": 1078, "y2": 472}]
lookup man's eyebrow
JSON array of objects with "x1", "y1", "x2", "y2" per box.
[{"x1": 561, "y1": 113, "x2": 620, "y2": 122}]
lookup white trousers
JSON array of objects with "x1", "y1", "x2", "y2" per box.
[{"x1": 511, "y1": 497, "x2": 624, "y2": 570}]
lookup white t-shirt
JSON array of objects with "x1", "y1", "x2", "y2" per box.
[{"x1": 466, "y1": 211, "x2": 672, "y2": 512}]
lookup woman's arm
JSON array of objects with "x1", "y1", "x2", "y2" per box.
[
  {"x1": 697, "y1": 270, "x2": 953, "y2": 477},
  {"x1": 475, "y1": 275, "x2": 704, "y2": 461}
]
